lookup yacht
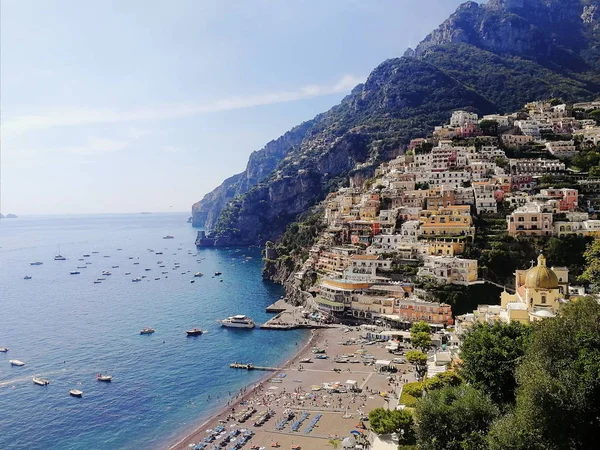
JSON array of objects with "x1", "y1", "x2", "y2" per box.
[
  {"x1": 55, "y1": 245, "x2": 66, "y2": 261},
  {"x1": 10, "y1": 359, "x2": 25, "y2": 366},
  {"x1": 194, "y1": 272, "x2": 204, "y2": 277},
  {"x1": 33, "y1": 377, "x2": 50, "y2": 386},
  {"x1": 186, "y1": 328, "x2": 204, "y2": 336},
  {"x1": 218, "y1": 315, "x2": 255, "y2": 329},
  {"x1": 69, "y1": 389, "x2": 83, "y2": 397},
  {"x1": 97, "y1": 374, "x2": 112, "y2": 382},
  {"x1": 140, "y1": 327, "x2": 155, "y2": 335},
  {"x1": 0, "y1": 347, "x2": 8, "y2": 352},
  {"x1": 214, "y1": 271, "x2": 222, "y2": 276},
  {"x1": 30, "y1": 262, "x2": 43, "y2": 266},
  {"x1": 24, "y1": 275, "x2": 32, "y2": 280}
]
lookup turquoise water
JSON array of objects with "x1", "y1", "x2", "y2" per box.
[{"x1": 0, "y1": 213, "x2": 308, "y2": 450}]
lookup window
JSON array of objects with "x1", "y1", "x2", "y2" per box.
[{"x1": 541, "y1": 295, "x2": 547, "y2": 304}]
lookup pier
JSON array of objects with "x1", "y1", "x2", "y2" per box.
[{"x1": 229, "y1": 363, "x2": 281, "y2": 371}]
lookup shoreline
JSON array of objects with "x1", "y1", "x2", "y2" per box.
[{"x1": 167, "y1": 329, "x2": 321, "y2": 450}]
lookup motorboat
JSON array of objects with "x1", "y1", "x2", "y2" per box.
[
  {"x1": 10, "y1": 359, "x2": 25, "y2": 366},
  {"x1": 155, "y1": 252, "x2": 163, "y2": 255},
  {"x1": 0, "y1": 347, "x2": 8, "y2": 352},
  {"x1": 163, "y1": 235, "x2": 174, "y2": 239},
  {"x1": 132, "y1": 277, "x2": 142, "y2": 282},
  {"x1": 218, "y1": 315, "x2": 255, "y2": 329},
  {"x1": 92, "y1": 251, "x2": 99, "y2": 254},
  {"x1": 85, "y1": 262, "x2": 92, "y2": 265},
  {"x1": 76, "y1": 266, "x2": 87, "y2": 269},
  {"x1": 33, "y1": 377, "x2": 50, "y2": 386},
  {"x1": 154, "y1": 277, "x2": 160, "y2": 280},
  {"x1": 140, "y1": 327, "x2": 155, "y2": 335},
  {"x1": 102, "y1": 271, "x2": 112, "y2": 276},
  {"x1": 133, "y1": 262, "x2": 140, "y2": 265},
  {"x1": 144, "y1": 268, "x2": 151, "y2": 271},
  {"x1": 194, "y1": 272, "x2": 203, "y2": 277},
  {"x1": 83, "y1": 254, "x2": 91, "y2": 257},
  {"x1": 103, "y1": 255, "x2": 110, "y2": 258},
  {"x1": 94, "y1": 281, "x2": 101, "y2": 284},
  {"x1": 24, "y1": 275, "x2": 32, "y2": 280},
  {"x1": 190, "y1": 280, "x2": 195, "y2": 283},
  {"x1": 299, "y1": 358, "x2": 312, "y2": 363},
  {"x1": 97, "y1": 374, "x2": 112, "y2": 382},
  {"x1": 70, "y1": 271, "x2": 80, "y2": 275},
  {"x1": 111, "y1": 265, "x2": 119, "y2": 269},
  {"x1": 30, "y1": 262, "x2": 43, "y2": 266},
  {"x1": 125, "y1": 272, "x2": 131, "y2": 275},
  {"x1": 186, "y1": 328, "x2": 204, "y2": 336},
  {"x1": 69, "y1": 389, "x2": 83, "y2": 397},
  {"x1": 214, "y1": 271, "x2": 222, "y2": 276}
]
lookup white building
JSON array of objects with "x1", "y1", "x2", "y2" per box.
[
  {"x1": 450, "y1": 111, "x2": 479, "y2": 127},
  {"x1": 545, "y1": 141, "x2": 577, "y2": 159},
  {"x1": 417, "y1": 256, "x2": 478, "y2": 286}
]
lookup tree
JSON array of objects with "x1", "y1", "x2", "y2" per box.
[
  {"x1": 459, "y1": 321, "x2": 531, "y2": 406},
  {"x1": 479, "y1": 119, "x2": 499, "y2": 136},
  {"x1": 579, "y1": 236, "x2": 600, "y2": 290},
  {"x1": 489, "y1": 297, "x2": 600, "y2": 450},
  {"x1": 368, "y1": 408, "x2": 416, "y2": 444},
  {"x1": 425, "y1": 371, "x2": 463, "y2": 391},
  {"x1": 406, "y1": 350, "x2": 428, "y2": 380},
  {"x1": 410, "y1": 320, "x2": 431, "y2": 335},
  {"x1": 411, "y1": 331, "x2": 432, "y2": 352},
  {"x1": 415, "y1": 384, "x2": 499, "y2": 450}
]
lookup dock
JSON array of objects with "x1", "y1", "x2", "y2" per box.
[
  {"x1": 265, "y1": 299, "x2": 293, "y2": 313},
  {"x1": 229, "y1": 363, "x2": 281, "y2": 371}
]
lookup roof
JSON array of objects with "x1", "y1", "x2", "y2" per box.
[
  {"x1": 315, "y1": 297, "x2": 345, "y2": 307},
  {"x1": 525, "y1": 254, "x2": 559, "y2": 289},
  {"x1": 350, "y1": 255, "x2": 380, "y2": 260}
]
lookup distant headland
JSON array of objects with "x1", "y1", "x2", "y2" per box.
[{"x1": 0, "y1": 213, "x2": 18, "y2": 219}]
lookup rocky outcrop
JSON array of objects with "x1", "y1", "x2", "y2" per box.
[{"x1": 191, "y1": 0, "x2": 600, "y2": 248}]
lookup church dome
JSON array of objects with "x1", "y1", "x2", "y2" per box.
[{"x1": 525, "y1": 254, "x2": 559, "y2": 290}]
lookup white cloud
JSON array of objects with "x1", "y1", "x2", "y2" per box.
[{"x1": 1, "y1": 74, "x2": 365, "y2": 139}]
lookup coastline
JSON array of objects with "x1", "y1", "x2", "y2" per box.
[{"x1": 167, "y1": 329, "x2": 321, "y2": 450}]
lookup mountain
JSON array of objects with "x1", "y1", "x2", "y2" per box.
[{"x1": 191, "y1": 0, "x2": 600, "y2": 246}]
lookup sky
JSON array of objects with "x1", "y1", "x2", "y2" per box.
[{"x1": 0, "y1": 0, "x2": 466, "y2": 215}]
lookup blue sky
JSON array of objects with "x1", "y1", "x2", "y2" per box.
[{"x1": 1, "y1": 0, "x2": 465, "y2": 215}]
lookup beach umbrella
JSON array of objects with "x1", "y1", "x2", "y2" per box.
[{"x1": 350, "y1": 430, "x2": 362, "y2": 435}]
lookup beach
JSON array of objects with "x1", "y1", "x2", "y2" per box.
[{"x1": 169, "y1": 326, "x2": 416, "y2": 450}]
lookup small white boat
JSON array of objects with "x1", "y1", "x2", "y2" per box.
[
  {"x1": 24, "y1": 275, "x2": 32, "y2": 280},
  {"x1": 102, "y1": 271, "x2": 112, "y2": 276},
  {"x1": 69, "y1": 389, "x2": 83, "y2": 397},
  {"x1": 97, "y1": 374, "x2": 112, "y2": 382},
  {"x1": 55, "y1": 246, "x2": 66, "y2": 261},
  {"x1": 131, "y1": 277, "x2": 142, "y2": 282},
  {"x1": 10, "y1": 359, "x2": 25, "y2": 367},
  {"x1": 33, "y1": 377, "x2": 50, "y2": 386},
  {"x1": 0, "y1": 347, "x2": 8, "y2": 352},
  {"x1": 163, "y1": 235, "x2": 174, "y2": 239},
  {"x1": 194, "y1": 272, "x2": 203, "y2": 277},
  {"x1": 186, "y1": 328, "x2": 204, "y2": 336},
  {"x1": 299, "y1": 358, "x2": 312, "y2": 363},
  {"x1": 140, "y1": 327, "x2": 155, "y2": 335},
  {"x1": 218, "y1": 315, "x2": 255, "y2": 329}
]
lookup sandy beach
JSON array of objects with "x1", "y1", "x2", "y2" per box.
[{"x1": 169, "y1": 326, "x2": 416, "y2": 450}]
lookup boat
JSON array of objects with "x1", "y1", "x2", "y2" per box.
[
  {"x1": 92, "y1": 251, "x2": 99, "y2": 254},
  {"x1": 69, "y1": 389, "x2": 83, "y2": 397},
  {"x1": 132, "y1": 277, "x2": 142, "y2": 282},
  {"x1": 83, "y1": 254, "x2": 91, "y2": 257},
  {"x1": 97, "y1": 277, "x2": 106, "y2": 281},
  {"x1": 94, "y1": 281, "x2": 101, "y2": 284},
  {"x1": 103, "y1": 255, "x2": 110, "y2": 258},
  {"x1": 133, "y1": 262, "x2": 140, "y2": 265},
  {"x1": 214, "y1": 271, "x2": 222, "y2": 276},
  {"x1": 30, "y1": 262, "x2": 43, "y2": 266},
  {"x1": 97, "y1": 374, "x2": 112, "y2": 382},
  {"x1": 299, "y1": 358, "x2": 312, "y2": 363},
  {"x1": 190, "y1": 280, "x2": 195, "y2": 283},
  {"x1": 155, "y1": 252, "x2": 163, "y2": 255},
  {"x1": 194, "y1": 272, "x2": 203, "y2": 277},
  {"x1": 218, "y1": 315, "x2": 255, "y2": 329},
  {"x1": 144, "y1": 268, "x2": 151, "y2": 271},
  {"x1": 0, "y1": 347, "x2": 8, "y2": 352},
  {"x1": 85, "y1": 262, "x2": 92, "y2": 265},
  {"x1": 102, "y1": 271, "x2": 112, "y2": 276},
  {"x1": 76, "y1": 266, "x2": 87, "y2": 269},
  {"x1": 10, "y1": 359, "x2": 25, "y2": 366},
  {"x1": 186, "y1": 328, "x2": 204, "y2": 336},
  {"x1": 112, "y1": 265, "x2": 119, "y2": 268},
  {"x1": 163, "y1": 235, "x2": 174, "y2": 239},
  {"x1": 24, "y1": 275, "x2": 32, "y2": 280},
  {"x1": 140, "y1": 327, "x2": 155, "y2": 335},
  {"x1": 125, "y1": 272, "x2": 131, "y2": 275},
  {"x1": 33, "y1": 377, "x2": 50, "y2": 386},
  {"x1": 154, "y1": 277, "x2": 160, "y2": 280},
  {"x1": 70, "y1": 271, "x2": 80, "y2": 275}
]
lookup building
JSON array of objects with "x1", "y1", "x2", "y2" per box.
[
  {"x1": 554, "y1": 212, "x2": 600, "y2": 237},
  {"x1": 473, "y1": 182, "x2": 498, "y2": 214},
  {"x1": 419, "y1": 205, "x2": 475, "y2": 239},
  {"x1": 507, "y1": 203, "x2": 554, "y2": 236},
  {"x1": 417, "y1": 256, "x2": 478, "y2": 285},
  {"x1": 538, "y1": 188, "x2": 578, "y2": 212},
  {"x1": 502, "y1": 134, "x2": 534, "y2": 147},
  {"x1": 509, "y1": 158, "x2": 565, "y2": 176},
  {"x1": 450, "y1": 111, "x2": 478, "y2": 127},
  {"x1": 545, "y1": 140, "x2": 577, "y2": 159},
  {"x1": 456, "y1": 254, "x2": 569, "y2": 326}
]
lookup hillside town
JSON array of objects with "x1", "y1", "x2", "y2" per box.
[{"x1": 280, "y1": 100, "x2": 600, "y2": 337}]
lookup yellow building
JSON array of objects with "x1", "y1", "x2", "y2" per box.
[
  {"x1": 500, "y1": 254, "x2": 568, "y2": 322},
  {"x1": 419, "y1": 205, "x2": 475, "y2": 239}
]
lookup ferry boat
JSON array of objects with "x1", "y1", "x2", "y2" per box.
[
  {"x1": 69, "y1": 389, "x2": 83, "y2": 397},
  {"x1": 33, "y1": 377, "x2": 50, "y2": 386},
  {"x1": 10, "y1": 359, "x2": 25, "y2": 366},
  {"x1": 140, "y1": 327, "x2": 155, "y2": 335},
  {"x1": 30, "y1": 262, "x2": 43, "y2": 266},
  {"x1": 0, "y1": 347, "x2": 8, "y2": 352},
  {"x1": 218, "y1": 315, "x2": 255, "y2": 329},
  {"x1": 24, "y1": 275, "x2": 32, "y2": 280},
  {"x1": 186, "y1": 328, "x2": 204, "y2": 336},
  {"x1": 97, "y1": 374, "x2": 112, "y2": 382}
]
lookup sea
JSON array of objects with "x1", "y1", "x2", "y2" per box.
[{"x1": 0, "y1": 213, "x2": 308, "y2": 450}]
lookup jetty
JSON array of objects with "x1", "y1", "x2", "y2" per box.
[
  {"x1": 265, "y1": 299, "x2": 292, "y2": 313},
  {"x1": 229, "y1": 363, "x2": 281, "y2": 371}
]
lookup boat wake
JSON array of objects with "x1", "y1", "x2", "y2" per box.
[{"x1": 0, "y1": 369, "x2": 68, "y2": 388}]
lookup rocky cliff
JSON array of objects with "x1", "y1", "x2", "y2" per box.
[{"x1": 192, "y1": 0, "x2": 600, "y2": 247}]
